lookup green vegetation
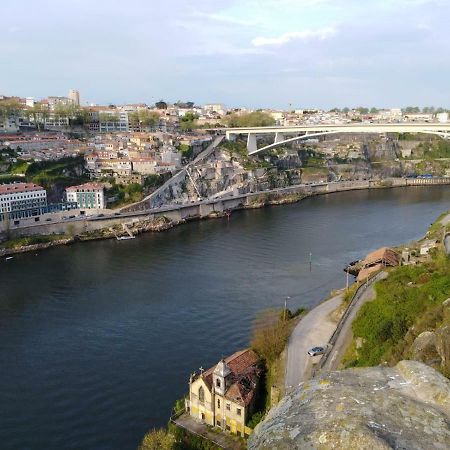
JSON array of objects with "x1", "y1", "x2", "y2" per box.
[
  {"x1": 180, "y1": 112, "x2": 199, "y2": 131},
  {"x1": 345, "y1": 251, "x2": 450, "y2": 368},
  {"x1": 251, "y1": 307, "x2": 306, "y2": 410},
  {"x1": 301, "y1": 151, "x2": 326, "y2": 168},
  {"x1": 221, "y1": 140, "x2": 273, "y2": 170},
  {"x1": 9, "y1": 160, "x2": 30, "y2": 175},
  {"x1": 138, "y1": 429, "x2": 175, "y2": 450},
  {"x1": 99, "y1": 112, "x2": 120, "y2": 123},
  {"x1": 0, "y1": 98, "x2": 22, "y2": 120},
  {"x1": 167, "y1": 423, "x2": 221, "y2": 450},
  {"x1": 106, "y1": 182, "x2": 143, "y2": 208},
  {"x1": 144, "y1": 174, "x2": 166, "y2": 190},
  {"x1": 417, "y1": 139, "x2": 450, "y2": 159},
  {"x1": 224, "y1": 111, "x2": 275, "y2": 128},
  {"x1": 25, "y1": 156, "x2": 89, "y2": 191},
  {"x1": 1, "y1": 234, "x2": 69, "y2": 250},
  {"x1": 128, "y1": 110, "x2": 160, "y2": 129},
  {"x1": 178, "y1": 143, "x2": 193, "y2": 159}
]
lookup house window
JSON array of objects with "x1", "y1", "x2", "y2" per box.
[
  {"x1": 198, "y1": 386, "x2": 204, "y2": 403},
  {"x1": 216, "y1": 378, "x2": 221, "y2": 388},
  {"x1": 237, "y1": 408, "x2": 241, "y2": 416},
  {"x1": 201, "y1": 413, "x2": 205, "y2": 420},
  {"x1": 216, "y1": 419, "x2": 221, "y2": 427},
  {"x1": 226, "y1": 425, "x2": 231, "y2": 431},
  {"x1": 226, "y1": 403, "x2": 230, "y2": 411},
  {"x1": 217, "y1": 399, "x2": 221, "y2": 408}
]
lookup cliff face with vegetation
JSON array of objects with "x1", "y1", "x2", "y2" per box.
[{"x1": 249, "y1": 361, "x2": 450, "y2": 449}]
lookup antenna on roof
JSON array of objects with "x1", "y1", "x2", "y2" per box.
[{"x1": 199, "y1": 367, "x2": 204, "y2": 375}]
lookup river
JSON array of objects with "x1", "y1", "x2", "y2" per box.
[{"x1": 1, "y1": 186, "x2": 449, "y2": 450}]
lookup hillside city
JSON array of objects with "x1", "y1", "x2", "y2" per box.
[{"x1": 2, "y1": 89, "x2": 450, "y2": 229}]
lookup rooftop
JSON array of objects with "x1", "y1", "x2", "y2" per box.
[
  {"x1": 66, "y1": 183, "x2": 104, "y2": 191},
  {"x1": 0, "y1": 182, "x2": 45, "y2": 194}
]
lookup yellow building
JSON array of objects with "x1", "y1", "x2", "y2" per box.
[{"x1": 186, "y1": 349, "x2": 260, "y2": 438}]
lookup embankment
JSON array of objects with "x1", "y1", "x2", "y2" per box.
[{"x1": 1, "y1": 177, "x2": 449, "y2": 255}]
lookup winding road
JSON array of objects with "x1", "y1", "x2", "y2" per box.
[
  {"x1": 285, "y1": 271, "x2": 387, "y2": 393},
  {"x1": 285, "y1": 293, "x2": 342, "y2": 393}
]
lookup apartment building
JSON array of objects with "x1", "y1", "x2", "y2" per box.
[
  {"x1": 0, "y1": 182, "x2": 47, "y2": 219},
  {"x1": 66, "y1": 183, "x2": 105, "y2": 209}
]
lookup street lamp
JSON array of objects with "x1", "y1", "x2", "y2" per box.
[{"x1": 284, "y1": 296, "x2": 291, "y2": 321}]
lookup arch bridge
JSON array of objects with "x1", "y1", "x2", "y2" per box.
[{"x1": 224, "y1": 123, "x2": 450, "y2": 155}]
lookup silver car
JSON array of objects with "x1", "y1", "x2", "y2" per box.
[{"x1": 308, "y1": 346, "x2": 325, "y2": 357}]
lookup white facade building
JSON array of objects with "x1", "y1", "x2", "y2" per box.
[
  {"x1": 0, "y1": 183, "x2": 47, "y2": 218},
  {"x1": 66, "y1": 183, "x2": 105, "y2": 209}
]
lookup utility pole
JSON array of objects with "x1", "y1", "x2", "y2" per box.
[
  {"x1": 284, "y1": 296, "x2": 291, "y2": 321},
  {"x1": 346, "y1": 267, "x2": 349, "y2": 291},
  {"x1": 309, "y1": 252, "x2": 312, "y2": 272}
]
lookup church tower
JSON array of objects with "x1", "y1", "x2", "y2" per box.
[{"x1": 213, "y1": 359, "x2": 231, "y2": 396}]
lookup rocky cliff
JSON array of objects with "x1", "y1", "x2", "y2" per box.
[{"x1": 248, "y1": 361, "x2": 450, "y2": 449}]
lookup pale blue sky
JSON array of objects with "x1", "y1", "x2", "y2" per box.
[{"x1": 1, "y1": 0, "x2": 448, "y2": 108}]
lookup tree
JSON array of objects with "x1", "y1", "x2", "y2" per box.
[
  {"x1": 251, "y1": 309, "x2": 291, "y2": 363},
  {"x1": 138, "y1": 429, "x2": 174, "y2": 450},
  {"x1": 155, "y1": 100, "x2": 168, "y2": 110},
  {"x1": 179, "y1": 112, "x2": 199, "y2": 131},
  {"x1": 224, "y1": 111, "x2": 275, "y2": 128},
  {"x1": 403, "y1": 106, "x2": 420, "y2": 114},
  {"x1": 99, "y1": 112, "x2": 119, "y2": 123},
  {"x1": 0, "y1": 99, "x2": 22, "y2": 120},
  {"x1": 370, "y1": 107, "x2": 379, "y2": 114},
  {"x1": 24, "y1": 103, "x2": 49, "y2": 131},
  {"x1": 139, "y1": 110, "x2": 160, "y2": 128},
  {"x1": 356, "y1": 107, "x2": 369, "y2": 115},
  {"x1": 422, "y1": 106, "x2": 435, "y2": 114},
  {"x1": 129, "y1": 110, "x2": 160, "y2": 130}
]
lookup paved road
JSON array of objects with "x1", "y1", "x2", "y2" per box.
[
  {"x1": 321, "y1": 272, "x2": 388, "y2": 373},
  {"x1": 285, "y1": 294, "x2": 342, "y2": 393}
]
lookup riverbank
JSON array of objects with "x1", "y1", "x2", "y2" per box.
[{"x1": 2, "y1": 177, "x2": 450, "y2": 257}]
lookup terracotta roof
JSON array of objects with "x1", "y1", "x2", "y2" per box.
[
  {"x1": 0, "y1": 183, "x2": 44, "y2": 194},
  {"x1": 200, "y1": 348, "x2": 260, "y2": 405},
  {"x1": 363, "y1": 247, "x2": 400, "y2": 268},
  {"x1": 66, "y1": 183, "x2": 104, "y2": 191}
]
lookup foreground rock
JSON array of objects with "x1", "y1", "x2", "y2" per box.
[{"x1": 249, "y1": 361, "x2": 450, "y2": 449}]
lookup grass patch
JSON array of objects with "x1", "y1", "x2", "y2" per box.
[
  {"x1": 1, "y1": 234, "x2": 69, "y2": 250},
  {"x1": 346, "y1": 251, "x2": 450, "y2": 368}
]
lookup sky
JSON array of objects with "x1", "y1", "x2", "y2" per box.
[{"x1": 1, "y1": 0, "x2": 449, "y2": 109}]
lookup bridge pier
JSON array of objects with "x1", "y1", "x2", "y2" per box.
[
  {"x1": 247, "y1": 133, "x2": 257, "y2": 153},
  {"x1": 274, "y1": 132, "x2": 285, "y2": 144}
]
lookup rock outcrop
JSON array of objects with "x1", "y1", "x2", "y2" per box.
[
  {"x1": 409, "y1": 299, "x2": 450, "y2": 375},
  {"x1": 248, "y1": 361, "x2": 450, "y2": 449}
]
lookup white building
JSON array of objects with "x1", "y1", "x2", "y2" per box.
[
  {"x1": 68, "y1": 89, "x2": 80, "y2": 106},
  {"x1": 0, "y1": 182, "x2": 47, "y2": 219},
  {"x1": 66, "y1": 183, "x2": 105, "y2": 209},
  {"x1": 437, "y1": 112, "x2": 448, "y2": 123}
]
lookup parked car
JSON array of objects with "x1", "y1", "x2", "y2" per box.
[{"x1": 308, "y1": 346, "x2": 325, "y2": 357}]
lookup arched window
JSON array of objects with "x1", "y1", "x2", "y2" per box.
[{"x1": 198, "y1": 386, "x2": 205, "y2": 403}]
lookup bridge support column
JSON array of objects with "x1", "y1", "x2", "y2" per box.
[
  {"x1": 274, "y1": 132, "x2": 285, "y2": 144},
  {"x1": 247, "y1": 133, "x2": 257, "y2": 153}
]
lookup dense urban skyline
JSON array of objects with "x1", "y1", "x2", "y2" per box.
[{"x1": 2, "y1": 0, "x2": 449, "y2": 109}]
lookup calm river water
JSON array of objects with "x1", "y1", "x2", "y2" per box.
[{"x1": 1, "y1": 186, "x2": 449, "y2": 450}]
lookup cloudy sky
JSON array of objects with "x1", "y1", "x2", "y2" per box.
[{"x1": 1, "y1": 0, "x2": 448, "y2": 108}]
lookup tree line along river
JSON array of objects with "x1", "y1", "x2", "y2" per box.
[{"x1": 1, "y1": 186, "x2": 449, "y2": 450}]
